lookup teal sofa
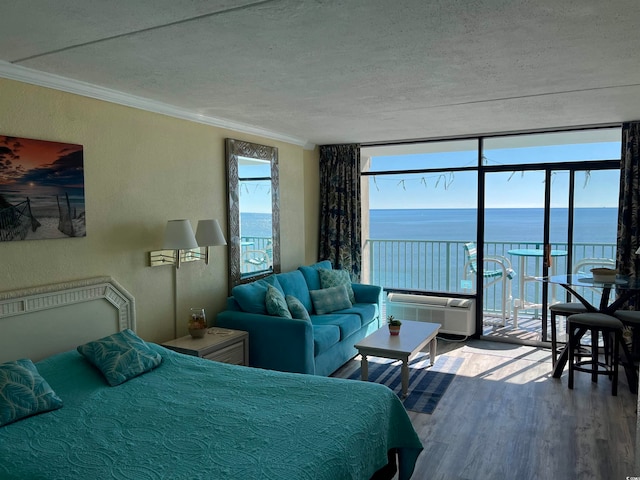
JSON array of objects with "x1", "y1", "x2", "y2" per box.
[{"x1": 216, "y1": 261, "x2": 382, "y2": 376}]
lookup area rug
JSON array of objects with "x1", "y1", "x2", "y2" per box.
[{"x1": 343, "y1": 354, "x2": 464, "y2": 414}]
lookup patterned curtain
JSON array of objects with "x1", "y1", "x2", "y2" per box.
[
  {"x1": 318, "y1": 144, "x2": 361, "y2": 281},
  {"x1": 616, "y1": 121, "x2": 640, "y2": 307}
]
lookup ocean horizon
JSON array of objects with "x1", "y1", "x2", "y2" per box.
[
  {"x1": 369, "y1": 207, "x2": 618, "y2": 244},
  {"x1": 242, "y1": 207, "x2": 618, "y2": 245}
]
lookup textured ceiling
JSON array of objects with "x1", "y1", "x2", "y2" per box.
[{"x1": 1, "y1": 0, "x2": 640, "y2": 147}]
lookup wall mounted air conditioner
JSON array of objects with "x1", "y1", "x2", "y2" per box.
[{"x1": 385, "y1": 293, "x2": 476, "y2": 336}]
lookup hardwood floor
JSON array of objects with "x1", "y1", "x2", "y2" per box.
[{"x1": 337, "y1": 339, "x2": 638, "y2": 480}]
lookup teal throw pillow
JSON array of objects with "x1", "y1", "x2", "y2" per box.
[
  {"x1": 0, "y1": 359, "x2": 63, "y2": 427},
  {"x1": 77, "y1": 329, "x2": 162, "y2": 386},
  {"x1": 310, "y1": 284, "x2": 353, "y2": 315},
  {"x1": 318, "y1": 268, "x2": 355, "y2": 303},
  {"x1": 285, "y1": 295, "x2": 311, "y2": 321},
  {"x1": 232, "y1": 275, "x2": 283, "y2": 314},
  {"x1": 265, "y1": 285, "x2": 292, "y2": 318}
]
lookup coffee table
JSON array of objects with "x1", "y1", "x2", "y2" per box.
[{"x1": 354, "y1": 320, "x2": 440, "y2": 397}]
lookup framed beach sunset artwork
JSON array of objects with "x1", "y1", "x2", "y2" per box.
[{"x1": 0, "y1": 135, "x2": 85, "y2": 242}]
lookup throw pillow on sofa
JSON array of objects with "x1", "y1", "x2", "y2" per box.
[
  {"x1": 310, "y1": 284, "x2": 353, "y2": 314},
  {"x1": 232, "y1": 275, "x2": 283, "y2": 314},
  {"x1": 265, "y1": 285, "x2": 292, "y2": 318},
  {"x1": 318, "y1": 268, "x2": 356, "y2": 303},
  {"x1": 285, "y1": 295, "x2": 311, "y2": 321}
]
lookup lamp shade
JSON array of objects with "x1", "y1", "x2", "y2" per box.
[
  {"x1": 163, "y1": 220, "x2": 198, "y2": 249},
  {"x1": 196, "y1": 219, "x2": 227, "y2": 246}
]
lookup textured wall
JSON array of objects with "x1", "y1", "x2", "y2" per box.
[{"x1": 0, "y1": 78, "x2": 315, "y2": 343}]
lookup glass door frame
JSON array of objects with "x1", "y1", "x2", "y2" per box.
[{"x1": 477, "y1": 159, "x2": 620, "y2": 339}]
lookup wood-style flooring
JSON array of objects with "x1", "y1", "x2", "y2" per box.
[{"x1": 335, "y1": 339, "x2": 638, "y2": 480}]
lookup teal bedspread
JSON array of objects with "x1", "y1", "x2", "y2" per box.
[{"x1": 0, "y1": 345, "x2": 422, "y2": 480}]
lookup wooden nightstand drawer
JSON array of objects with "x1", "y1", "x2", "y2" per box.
[
  {"x1": 204, "y1": 342, "x2": 245, "y2": 365},
  {"x1": 162, "y1": 328, "x2": 249, "y2": 366}
]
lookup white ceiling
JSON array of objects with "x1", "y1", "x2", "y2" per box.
[{"x1": 1, "y1": 0, "x2": 640, "y2": 148}]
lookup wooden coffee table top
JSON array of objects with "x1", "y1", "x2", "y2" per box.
[{"x1": 355, "y1": 320, "x2": 440, "y2": 357}]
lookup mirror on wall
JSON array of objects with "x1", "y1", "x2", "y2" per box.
[{"x1": 226, "y1": 138, "x2": 280, "y2": 289}]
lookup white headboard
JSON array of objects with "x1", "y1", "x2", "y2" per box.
[{"x1": 0, "y1": 277, "x2": 135, "y2": 363}]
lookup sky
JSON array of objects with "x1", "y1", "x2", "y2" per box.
[
  {"x1": 365, "y1": 140, "x2": 621, "y2": 210},
  {"x1": 237, "y1": 130, "x2": 622, "y2": 213},
  {"x1": 0, "y1": 135, "x2": 84, "y2": 188}
]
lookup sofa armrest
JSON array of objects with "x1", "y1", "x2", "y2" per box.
[
  {"x1": 216, "y1": 310, "x2": 316, "y2": 375},
  {"x1": 352, "y1": 283, "x2": 382, "y2": 305}
]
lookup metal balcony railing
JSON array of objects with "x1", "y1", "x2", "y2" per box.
[{"x1": 363, "y1": 239, "x2": 617, "y2": 318}]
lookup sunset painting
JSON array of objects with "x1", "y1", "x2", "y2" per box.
[{"x1": 0, "y1": 135, "x2": 85, "y2": 242}]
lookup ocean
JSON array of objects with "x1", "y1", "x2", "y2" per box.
[
  {"x1": 241, "y1": 208, "x2": 618, "y2": 296},
  {"x1": 242, "y1": 208, "x2": 618, "y2": 245},
  {"x1": 369, "y1": 208, "x2": 618, "y2": 244}
]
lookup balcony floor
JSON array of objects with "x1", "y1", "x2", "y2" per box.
[{"x1": 481, "y1": 311, "x2": 563, "y2": 347}]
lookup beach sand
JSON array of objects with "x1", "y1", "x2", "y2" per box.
[{"x1": 24, "y1": 217, "x2": 86, "y2": 240}]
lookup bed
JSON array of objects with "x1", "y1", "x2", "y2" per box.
[{"x1": 0, "y1": 277, "x2": 423, "y2": 480}]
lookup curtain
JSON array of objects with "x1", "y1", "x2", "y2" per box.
[
  {"x1": 616, "y1": 121, "x2": 640, "y2": 307},
  {"x1": 318, "y1": 144, "x2": 361, "y2": 281}
]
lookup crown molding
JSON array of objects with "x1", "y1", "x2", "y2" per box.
[{"x1": 0, "y1": 61, "x2": 314, "y2": 149}]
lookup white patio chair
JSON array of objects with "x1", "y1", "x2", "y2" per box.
[
  {"x1": 463, "y1": 242, "x2": 515, "y2": 326},
  {"x1": 242, "y1": 249, "x2": 271, "y2": 273}
]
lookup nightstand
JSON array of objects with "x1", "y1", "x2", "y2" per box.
[{"x1": 161, "y1": 328, "x2": 249, "y2": 366}]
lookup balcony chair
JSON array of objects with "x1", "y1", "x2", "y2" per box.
[
  {"x1": 242, "y1": 249, "x2": 271, "y2": 273},
  {"x1": 549, "y1": 258, "x2": 616, "y2": 366},
  {"x1": 463, "y1": 242, "x2": 515, "y2": 326}
]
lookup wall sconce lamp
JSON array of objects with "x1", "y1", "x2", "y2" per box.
[
  {"x1": 195, "y1": 219, "x2": 227, "y2": 264},
  {"x1": 149, "y1": 219, "x2": 226, "y2": 268}
]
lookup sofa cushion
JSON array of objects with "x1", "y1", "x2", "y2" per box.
[
  {"x1": 286, "y1": 295, "x2": 311, "y2": 321},
  {"x1": 276, "y1": 270, "x2": 313, "y2": 313},
  {"x1": 334, "y1": 304, "x2": 378, "y2": 327},
  {"x1": 312, "y1": 324, "x2": 340, "y2": 355},
  {"x1": 318, "y1": 268, "x2": 355, "y2": 303},
  {"x1": 310, "y1": 285, "x2": 352, "y2": 314},
  {"x1": 310, "y1": 313, "x2": 361, "y2": 340},
  {"x1": 265, "y1": 285, "x2": 292, "y2": 318},
  {"x1": 299, "y1": 260, "x2": 333, "y2": 291},
  {"x1": 232, "y1": 275, "x2": 282, "y2": 314}
]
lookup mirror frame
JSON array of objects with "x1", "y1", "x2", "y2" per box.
[{"x1": 226, "y1": 138, "x2": 280, "y2": 290}]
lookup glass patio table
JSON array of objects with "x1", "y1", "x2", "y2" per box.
[{"x1": 544, "y1": 273, "x2": 639, "y2": 392}]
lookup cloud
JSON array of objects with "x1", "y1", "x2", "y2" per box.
[{"x1": 19, "y1": 149, "x2": 84, "y2": 188}]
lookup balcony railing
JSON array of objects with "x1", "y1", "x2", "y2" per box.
[
  {"x1": 363, "y1": 239, "x2": 617, "y2": 318},
  {"x1": 240, "y1": 236, "x2": 272, "y2": 275}
]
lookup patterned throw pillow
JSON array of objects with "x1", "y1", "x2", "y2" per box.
[
  {"x1": 265, "y1": 285, "x2": 292, "y2": 318},
  {"x1": 310, "y1": 284, "x2": 353, "y2": 315},
  {"x1": 318, "y1": 268, "x2": 356, "y2": 304},
  {"x1": 0, "y1": 359, "x2": 63, "y2": 427},
  {"x1": 77, "y1": 329, "x2": 162, "y2": 386},
  {"x1": 285, "y1": 295, "x2": 311, "y2": 322}
]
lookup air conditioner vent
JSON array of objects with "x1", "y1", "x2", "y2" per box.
[{"x1": 386, "y1": 293, "x2": 476, "y2": 336}]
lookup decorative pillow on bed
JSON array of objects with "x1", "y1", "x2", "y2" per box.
[
  {"x1": 285, "y1": 295, "x2": 311, "y2": 321},
  {"x1": 310, "y1": 284, "x2": 353, "y2": 314},
  {"x1": 0, "y1": 359, "x2": 63, "y2": 427},
  {"x1": 265, "y1": 285, "x2": 292, "y2": 318},
  {"x1": 318, "y1": 268, "x2": 356, "y2": 303},
  {"x1": 77, "y1": 329, "x2": 162, "y2": 386}
]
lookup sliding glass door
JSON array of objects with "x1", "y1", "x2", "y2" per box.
[
  {"x1": 361, "y1": 126, "x2": 621, "y2": 345},
  {"x1": 481, "y1": 130, "x2": 620, "y2": 343}
]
